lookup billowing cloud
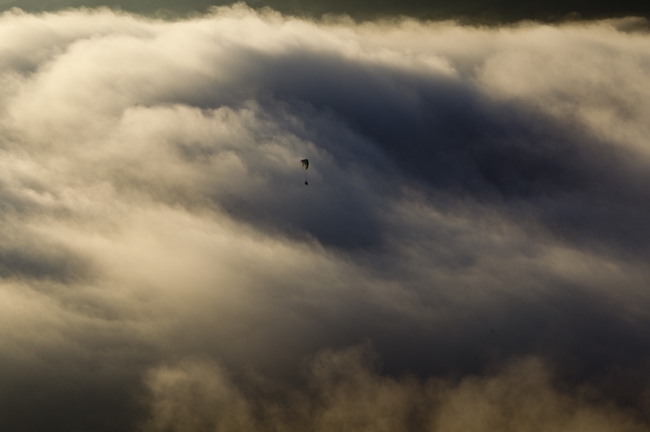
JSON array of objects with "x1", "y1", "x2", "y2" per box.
[
  {"x1": 142, "y1": 347, "x2": 650, "y2": 432},
  {"x1": 0, "y1": 5, "x2": 648, "y2": 431}
]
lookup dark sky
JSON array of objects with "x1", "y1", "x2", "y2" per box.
[
  {"x1": 0, "y1": 4, "x2": 648, "y2": 432},
  {"x1": 3, "y1": 0, "x2": 650, "y2": 21}
]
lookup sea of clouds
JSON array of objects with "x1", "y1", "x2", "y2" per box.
[{"x1": 0, "y1": 5, "x2": 648, "y2": 431}]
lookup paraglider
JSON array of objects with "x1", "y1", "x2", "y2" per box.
[{"x1": 301, "y1": 159, "x2": 309, "y2": 185}]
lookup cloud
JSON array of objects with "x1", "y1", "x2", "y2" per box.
[
  {"x1": 141, "y1": 346, "x2": 650, "y2": 432},
  {"x1": 0, "y1": 5, "x2": 647, "y2": 431},
  {"x1": 144, "y1": 359, "x2": 254, "y2": 432}
]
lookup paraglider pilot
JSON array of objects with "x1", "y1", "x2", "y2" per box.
[{"x1": 300, "y1": 159, "x2": 309, "y2": 185}]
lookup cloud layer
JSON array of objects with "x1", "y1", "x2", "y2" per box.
[{"x1": 0, "y1": 6, "x2": 648, "y2": 431}]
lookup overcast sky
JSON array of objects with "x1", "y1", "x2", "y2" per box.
[{"x1": 0, "y1": 3, "x2": 649, "y2": 432}]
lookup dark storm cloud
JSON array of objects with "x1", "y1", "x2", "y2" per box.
[{"x1": 0, "y1": 7, "x2": 648, "y2": 431}]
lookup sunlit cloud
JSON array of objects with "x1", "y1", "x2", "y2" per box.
[{"x1": 0, "y1": 5, "x2": 648, "y2": 431}]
